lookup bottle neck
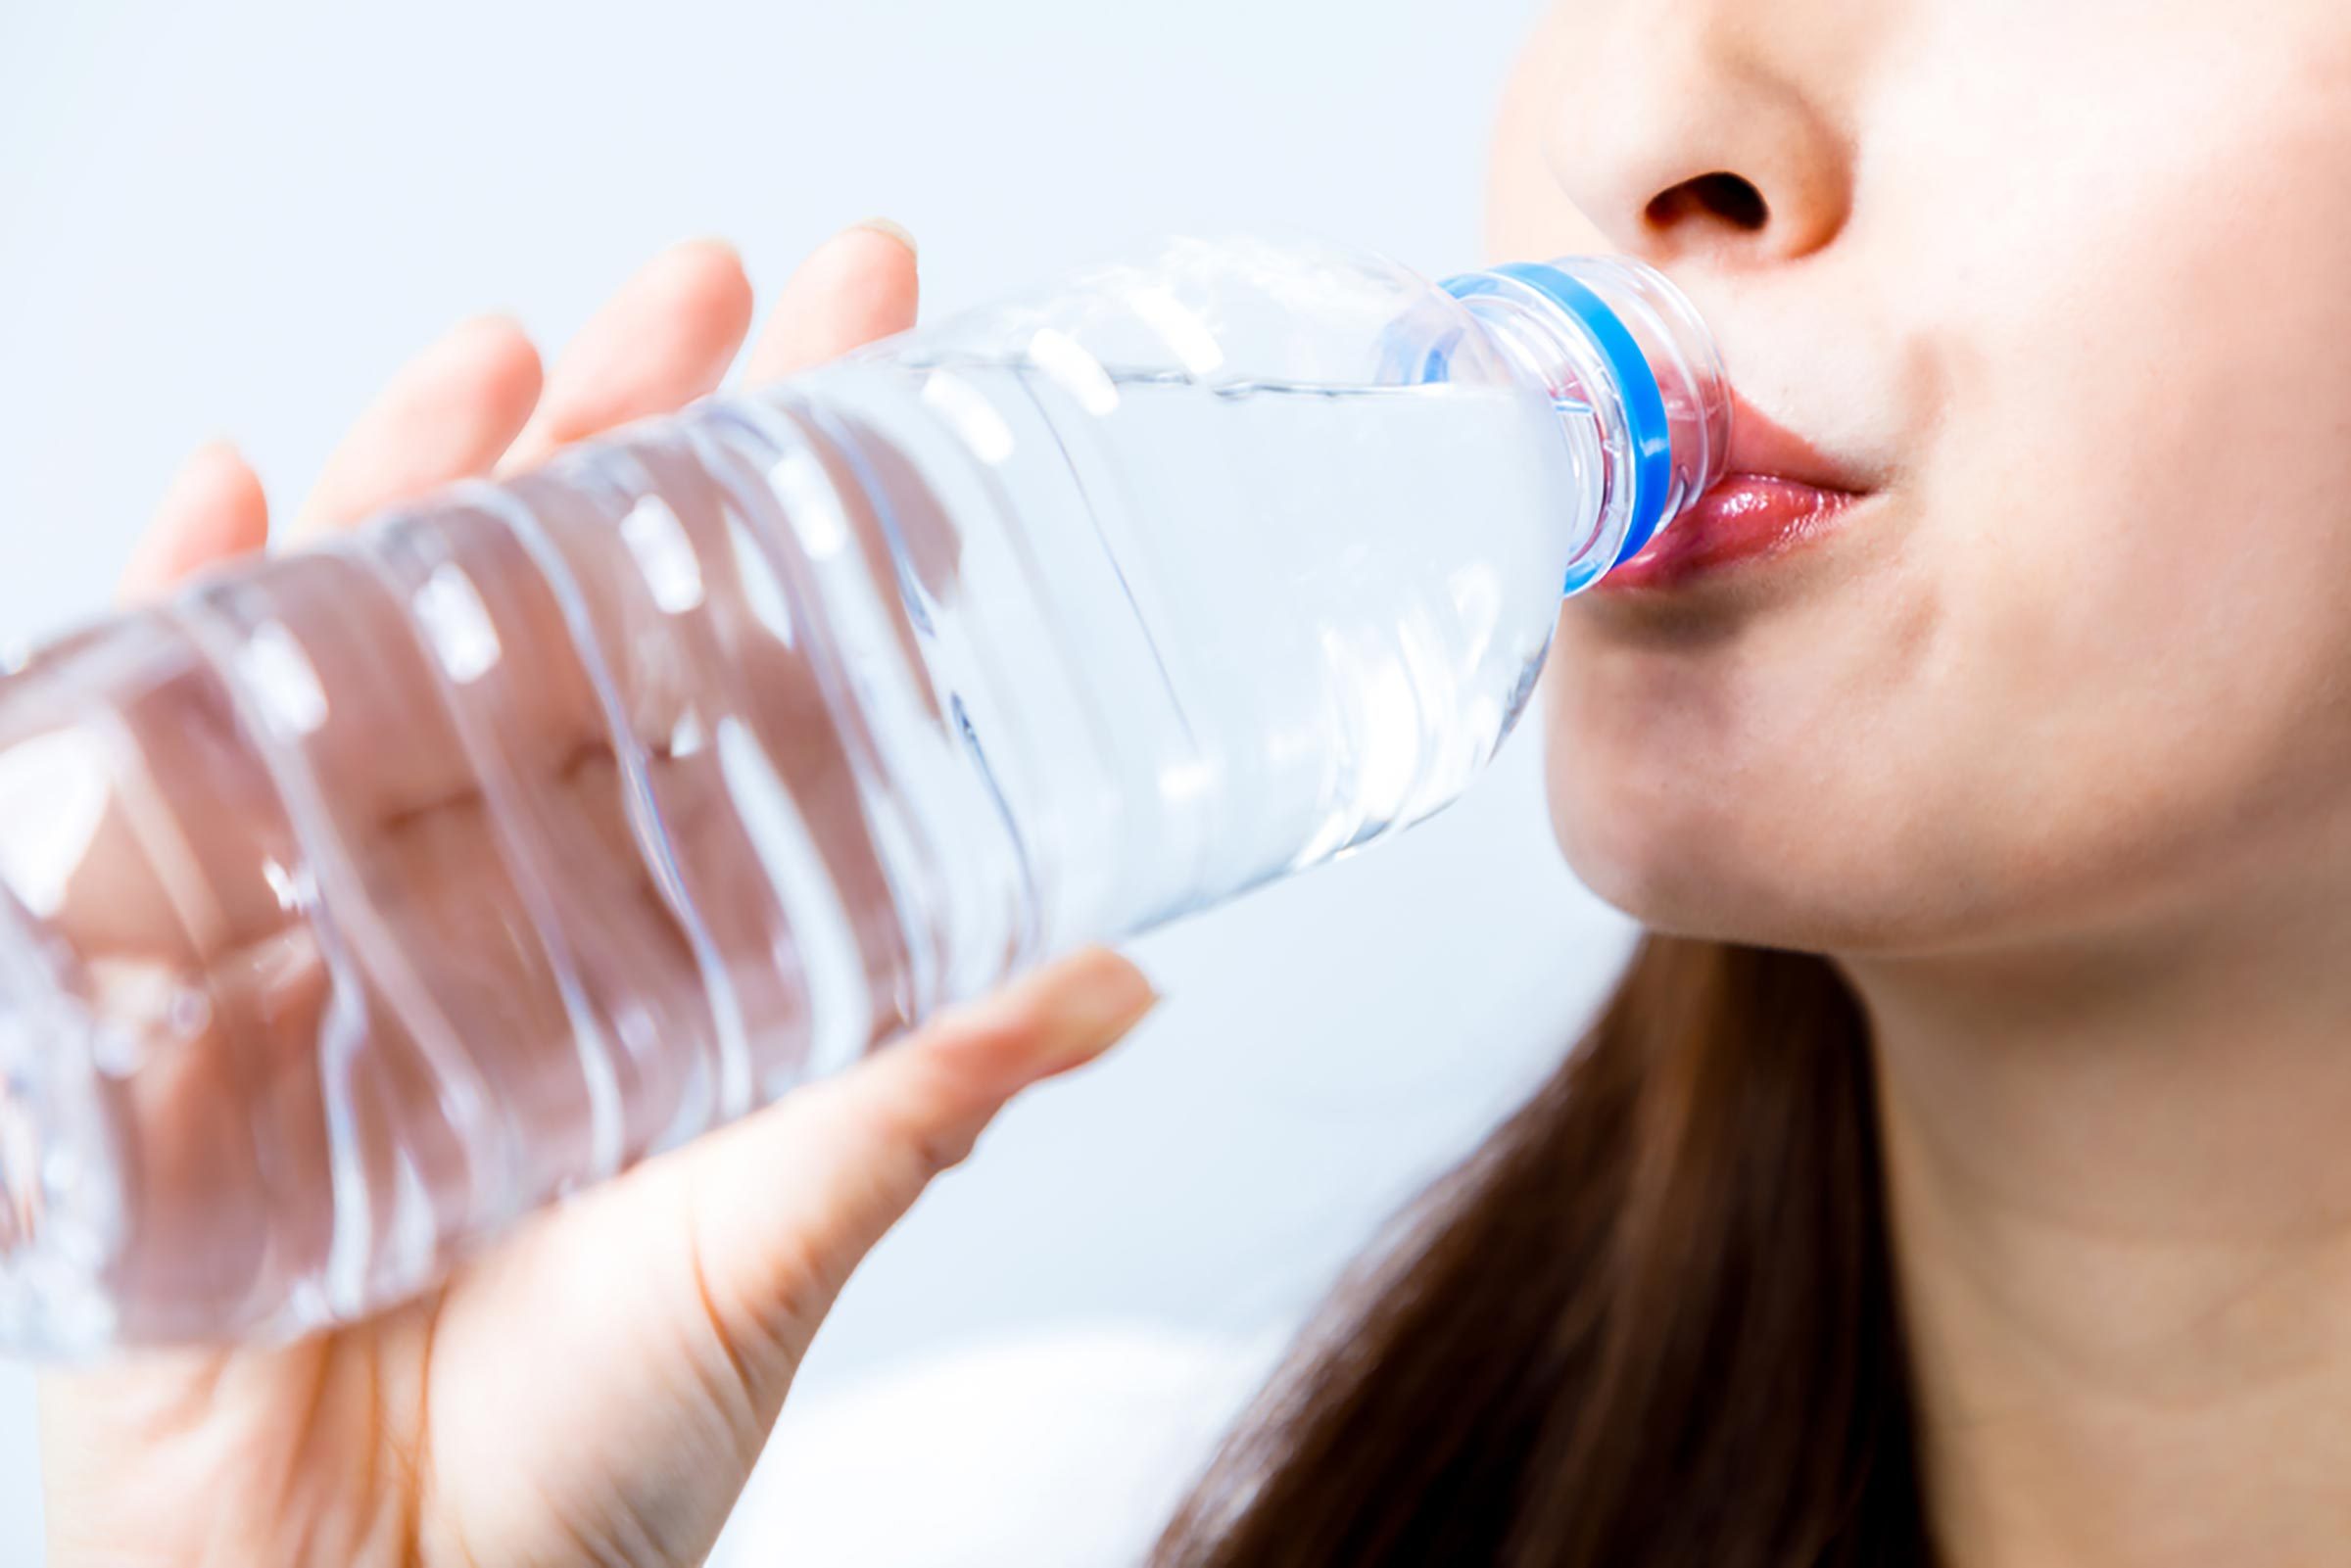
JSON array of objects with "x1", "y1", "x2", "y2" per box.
[{"x1": 1443, "y1": 259, "x2": 1732, "y2": 594}]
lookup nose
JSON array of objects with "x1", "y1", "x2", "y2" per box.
[{"x1": 1539, "y1": 6, "x2": 1858, "y2": 267}]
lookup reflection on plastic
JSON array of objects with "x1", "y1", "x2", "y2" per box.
[{"x1": 0, "y1": 236, "x2": 1726, "y2": 1354}]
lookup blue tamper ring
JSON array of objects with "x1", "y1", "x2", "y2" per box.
[{"x1": 1445, "y1": 264, "x2": 1674, "y2": 570}]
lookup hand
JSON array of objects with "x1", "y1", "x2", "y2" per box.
[{"x1": 39, "y1": 224, "x2": 1160, "y2": 1568}]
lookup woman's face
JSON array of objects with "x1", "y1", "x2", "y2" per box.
[{"x1": 1496, "y1": 0, "x2": 2351, "y2": 955}]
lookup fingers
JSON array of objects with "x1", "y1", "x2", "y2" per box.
[
  {"x1": 252, "y1": 224, "x2": 912, "y2": 552},
  {"x1": 287, "y1": 315, "x2": 545, "y2": 542},
  {"x1": 743, "y1": 221, "x2": 921, "y2": 383},
  {"x1": 501, "y1": 238, "x2": 754, "y2": 472},
  {"x1": 680, "y1": 947, "x2": 1156, "y2": 1397},
  {"x1": 412, "y1": 946, "x2": 1155, "y2": 1551},
  {"x1": 118, "y1": 441, "x2": 270, "y2": 603}
]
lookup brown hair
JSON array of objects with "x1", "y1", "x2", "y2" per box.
[{"x1": 1149, "y1": 937, "x2": 1930, "y2": 1567}]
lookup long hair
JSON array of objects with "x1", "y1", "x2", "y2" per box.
[{"x1": 1150, "y1": 936, "x2": 1930, "y2": 1567}]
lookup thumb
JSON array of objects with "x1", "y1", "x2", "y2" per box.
[
  {"x1": 393, "y1": 947, "x2": 1157, "y2": 1565},
  {"x1": 674, "y1": 946, "x2": 1156, "y2": 1393}
]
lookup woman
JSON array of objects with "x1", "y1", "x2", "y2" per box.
[{"x1": 40, "y1": 0, "x2": 2351, "y2": 1562}]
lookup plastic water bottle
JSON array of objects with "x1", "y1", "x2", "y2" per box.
[{"x1": 0, "y1": 237, "x2": 1728, "y2": 1353}]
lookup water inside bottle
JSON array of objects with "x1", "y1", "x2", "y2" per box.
[{"x1": 0, "y1": 353, "x2": 1574, "y2": 1350}]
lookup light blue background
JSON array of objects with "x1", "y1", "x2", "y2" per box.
[{"x1": 0, "y1": 2, "x2": 1638, "y2": 1559}]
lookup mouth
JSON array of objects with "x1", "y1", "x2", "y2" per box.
[{"x1": 1599, "y1": 394, "x2": 1877, "y2": 594}]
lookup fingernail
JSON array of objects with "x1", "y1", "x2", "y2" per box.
[
  {"x1": 642, "y1": 238, "x2": 750, "y2": 309},
  {"x1": 849, "y1": 216, "x2": 920, "y2": 263},
  {"x1": 1028, "y1": 951, "x2": 1159, "y2": 1069},
  {"x1": 670, "y1": 234, "x2": 744, "y2": 266},
  {"x1": 161, "y1": 438, "x2": 247, "y2": 502},
  {"x1": 410, "y1": 314, "x2": 528, "y2": 383}
]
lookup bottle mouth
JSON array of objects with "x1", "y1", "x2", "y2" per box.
[
  {"x1": 1442, "y1": 257, "x2": 1732, "y2": 591},
  {"x1": 1542, "y1": 256, "x2": 1733, "y2": 529},
  {"x1": 1, "y1": 892, "x2": 45, "y2": 1219}
]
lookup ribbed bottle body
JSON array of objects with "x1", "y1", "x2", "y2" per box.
[{"x1": 0, "y1": 236, "x2": 1716, "y2": 1353}]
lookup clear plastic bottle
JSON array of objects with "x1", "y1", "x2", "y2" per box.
[{"x1": 0, "y1": 237, "x2": 1728, "y2": 1354}]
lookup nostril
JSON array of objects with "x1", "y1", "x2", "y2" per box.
[{"x1": 1646, "y1": 172, "x2": 1770, "y2": 234}]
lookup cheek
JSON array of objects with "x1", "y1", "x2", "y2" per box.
[
  {"x1": 1904, "y1": 82, "x2": 2351, "y2": 922},
  {"x1": 1484, "y1": 19, "x2": 1609, "y2": 261},
  {"x1": 1538, "y1": 16, "x2": 2351, "y2": 951}
]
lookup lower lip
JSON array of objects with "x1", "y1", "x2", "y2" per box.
[{"x1": 1597, "y1": 475, "x2": 1866, "y2": 593}]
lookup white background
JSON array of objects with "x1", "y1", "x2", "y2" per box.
[{"x1": 0, "y1": 2, "x2": 1640, "y2": 1560}]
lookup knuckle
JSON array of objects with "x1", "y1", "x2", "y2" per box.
[{"x1": 867, "y1": 1083, "x2": 986, "y2": 1187}]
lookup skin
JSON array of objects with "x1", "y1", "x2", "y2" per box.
[
  {"x1": 1494, "y1": 1, "x2": 2351, "y2": 1563},
  {"x1": 38, "y1": 226, "x2": 1158, "y2": 1567},
  {"x1": 37, "y1": 4, "x2": 2351, "y2": 1562}
]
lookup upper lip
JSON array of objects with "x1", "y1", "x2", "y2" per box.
[{"x1": 1721, "y1": 392, "x2": 1877, "y2": 497}]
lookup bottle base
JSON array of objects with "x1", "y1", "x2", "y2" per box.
[{"x1": 0, "y1": 889, "x2": 120, "y2": 1359}]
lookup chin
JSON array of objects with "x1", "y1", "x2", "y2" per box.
[
  {"x1": 1535, "y1": 593, "x2": 1970, "y2": 956},
  {"x1": 1543, "y1": 740, "x2": 1934, "y2": 957},
  {"x1": 1550, "y1": 800, "x2": 1779, "y2": 947}
]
